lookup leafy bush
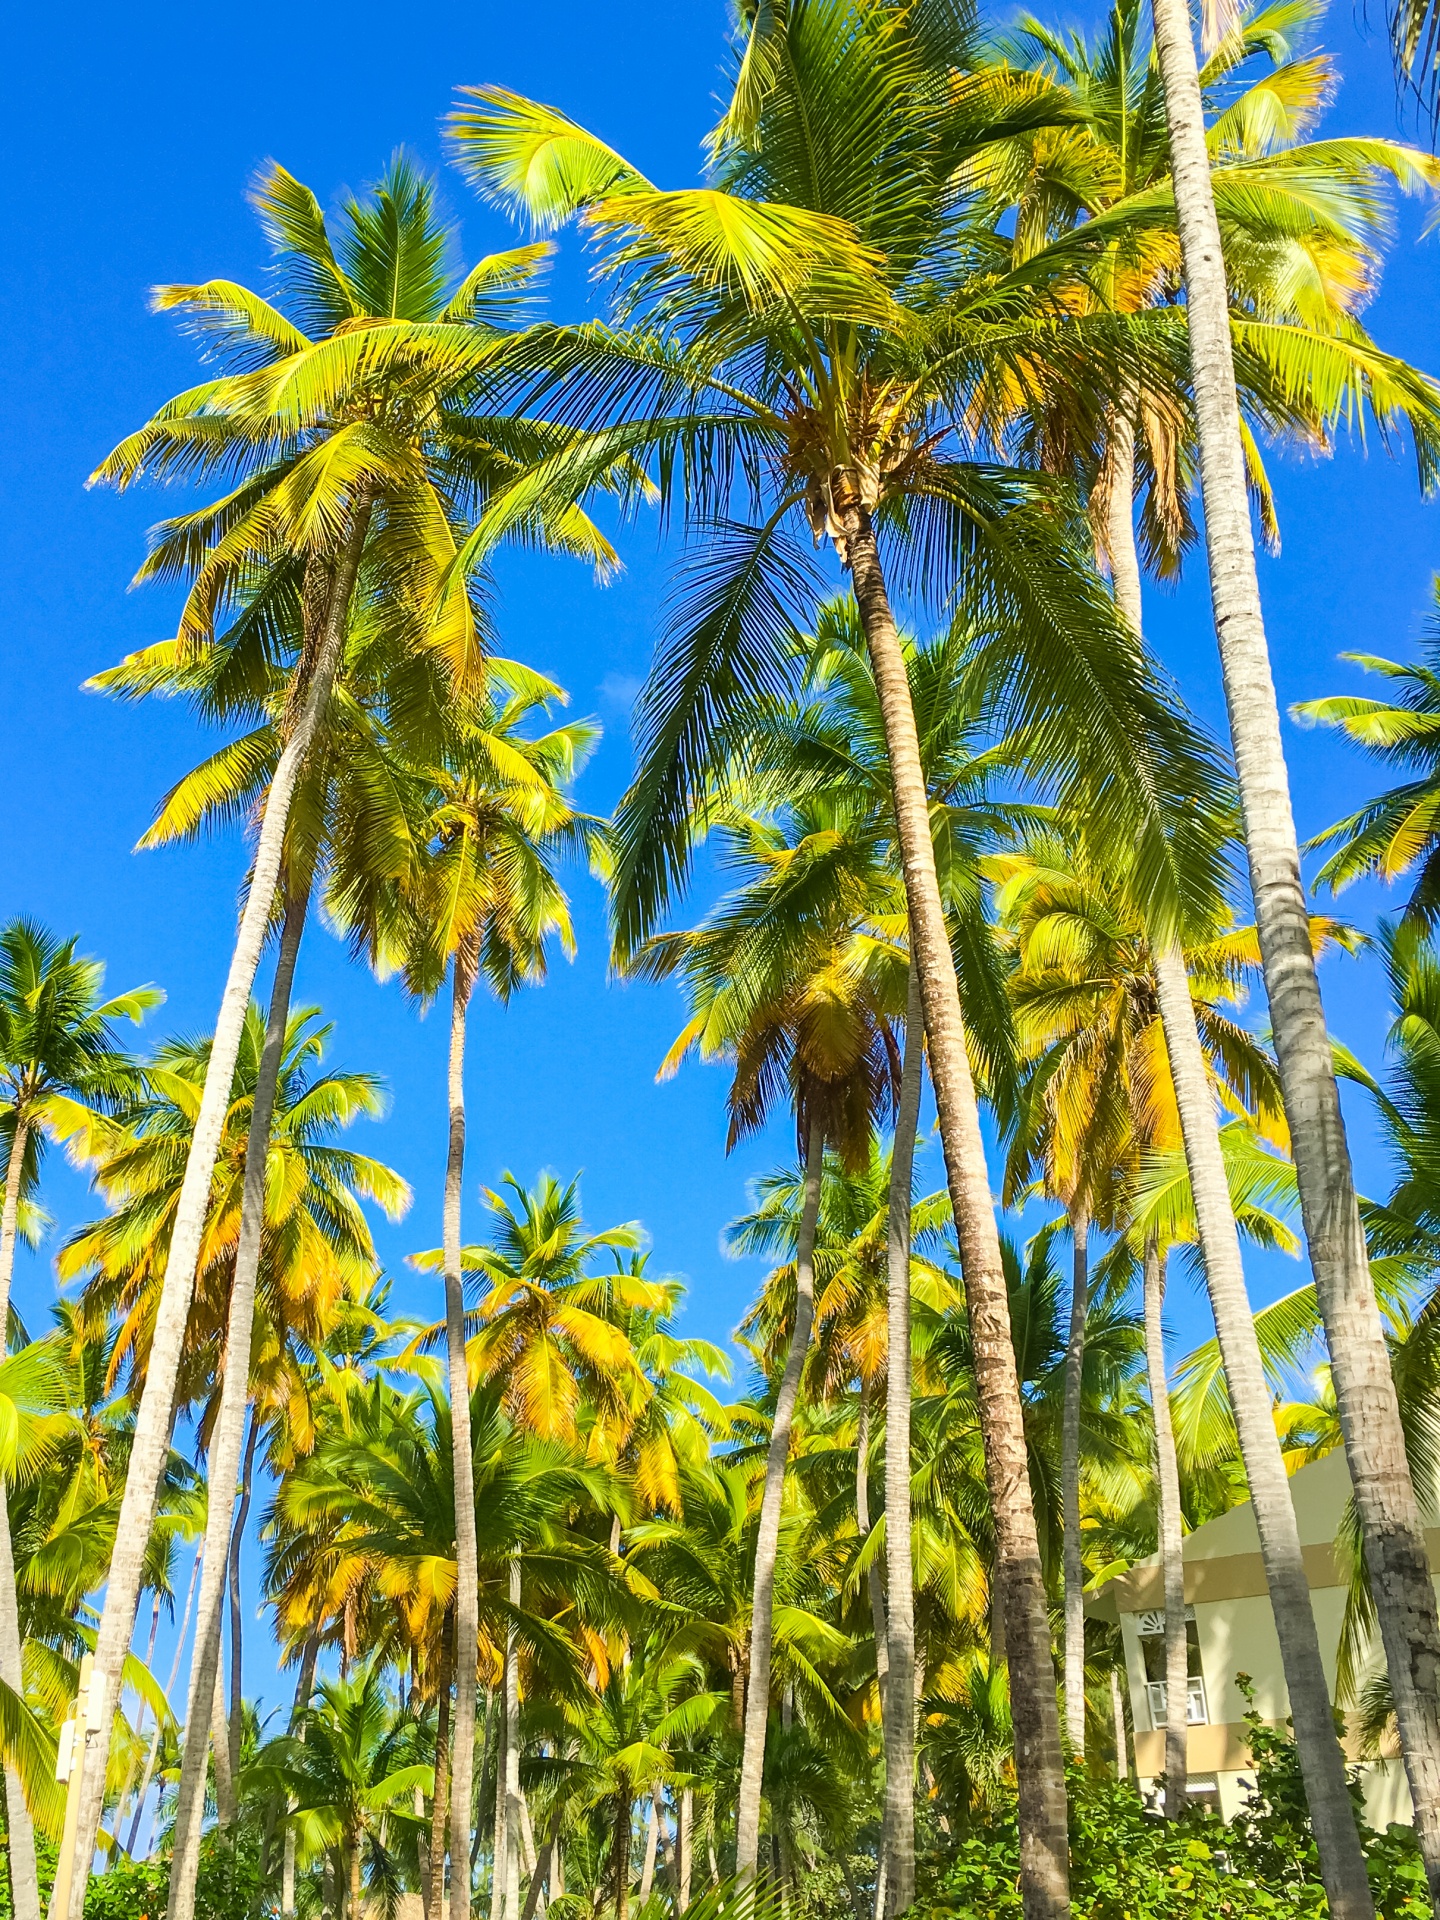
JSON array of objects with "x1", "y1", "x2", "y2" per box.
[
  {"x1": 0, "y1": 1825, "x2": 261, "y2": 1920},
  {"x1": 919, "y1": 1692, "x2": 1431, "y2": 1920}
]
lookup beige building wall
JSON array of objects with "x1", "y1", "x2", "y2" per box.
[{"x1": 1100, "y1": 1448, "x2": 1435, "y2": 1828}]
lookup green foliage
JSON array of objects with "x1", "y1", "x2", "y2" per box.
[{"x1": 922, "y1": 1732, "x2": 1432, "y2": 1920}]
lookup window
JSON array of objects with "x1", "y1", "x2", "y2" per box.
[{"x1": 1134, "y1": 1611, "x2": 1208, "y2": 1726}]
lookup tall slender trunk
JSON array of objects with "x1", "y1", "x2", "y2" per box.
[
  {"x1": 1109, "y1": 1668, "x2": 1128, "y2": 1782},
  {"x1": 1062, "y1": 1207, "x2": 1089, "y2": 1757},
  {"x1": 130, "y1": 1542, "x2": 203, "y2": 1857},
  {"x1": 165, "y1": 882, "x2": 309, "y2": 1920},
  {"x1": 0, "y1": 1120, "x2": 41, "y2": 1920},
  {"x1": 69, "y1": 506, "x2": 372, "y2": 1919},
  {"x1": 1148, "y1": 0, "x2": 1440, "y2": 1904},
  {"x1": 840, "y1": 501, "x2": 1068, "y2": 1920},
  {"x1": 1142, "y1": 1238, "x2": 1188, "y2": 1814},
  {"x1": 226, "y1": 1405, "x2": 261, "y2": 1788},
  {"x1": 612, "y1": 1793, "x2": 632, "y2": 1920},
  {"x1": 210, "y1": 1658, "x2": 236, "y2": 1829},
  {"x1": 734, "y1": 1120, "x2": 824, "y2": 1884},
  {"x1": 678, "y1": 1789, "x2": 692, "y2": 1911},
  {"x1": 431, "y1": 1613, "x2": 456, "y2": 1920},
  {"x1": 349, "y1": 1821, "x2": 363, "y2": 1920},
  {"x1": 640, "y1": 1796, "x2": 659, "y2": 1904},
  {"x1": 1110, "y1": 393, "x2": 1374, "y2": 1903},
  {"x1": 447, "y1": 961, "x2": 481, "y2": 1920},
  {"x1": 115, "y1": 1590, "x2": 162, "y2": 1848},
  {"x1": 882, "y1": 971, "x2": 922, "y2": 1919},
  {"x1": 1154, "y1": 941, "x2": 1369, "y2": 1888},
  {"x1": 490, "y1": 1690, "x2": 506, "y2": 1920},
  {"x1": 855, "y1": 1389, "x2": 889, "y2": 1707},
  {"x1": 504, "y1": 1559, "x2": 521, "y2": 1920}
]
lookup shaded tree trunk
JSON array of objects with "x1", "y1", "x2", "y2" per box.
[
  {"x1": 734, "y1": 1119, "x2": 824, "y2": 1883},
  {"x1": 490, "y1": 1688, "x2": 506, "y2": 1920},
  {"x1": 1109, "y1": 1667, "x2": 1128, "y2": 1782},
  {"x1": 349, "y1": 1822, "x2": 363, "y2": 1920},
  {"x1": 1062, "y1": 1206, "x2": 1089, "y2": 1756},
  {"x1": 1147, "y1": 0, "x2": 1440, "y2": 1907},
  {"x1": 431, "y1": 1614, "x2": 455, "y2": 1920},
  {"x1": 841, "y1": 501, "x2": 1068, "y2": 1920},
  {"x1": 612, "y1": 1793, "x2": 632, "y2": 1920},
  {"x1": 446, "y1": 961, "x2": 482, "y2": 1919},
  {"x1": 504, "y1": 1558, "x2": 521, "y2": 1920},
  {"x1": 210, "y1": 1658, "x2": 236, "y2": 1829},
  {"x1": 226, "y1": 1405, "x2": 262, "y2": 1787},
  {"x1": 882, "y1": 970, "x2": 922, "y2": 1919},
  {"x1": 1142, "y1": 1238, "x2": 1188, "y2": 1814},
  {"x1": 130, "y1": 1541, "x2": 203, "y2": 1856},
  {"x1": 165, "y1": 882, "x2": 309, "y2": 1920},
  {"x1": 0, "y1": 1121, "x2": 41, "y2": 1920},
  {"x1": 70, "y1": 510, "x2": 372, "y2": 1920}
]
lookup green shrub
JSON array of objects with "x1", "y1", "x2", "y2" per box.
[{"x1": 919, "y1": 1692, "x2": 1432, "y2": 1920}]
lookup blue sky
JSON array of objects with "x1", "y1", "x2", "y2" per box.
[{"x1": 1, "y1": 0, "x2": 1437, "y2": 1716}]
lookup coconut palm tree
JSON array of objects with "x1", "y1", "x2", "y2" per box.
[
  {"x1": 1145, "y1": 0, "x2": 1440, "y2": 1899},
  {"x1": 75, "y1": 148, "x2": 626, "y2": 1920},
  {"x1": 334, "y1": 662, "x2": 601, "y2": 1920},
  {"x1": 634, "y1": 787, "x2": 903, "y2": 1889},
  {"x1": 0, "y1": 920, "x2": 157, "y2": 1920},
  {"x1": 63, "y1": 1002, "x2": 410, "y2": 1919},
  {"x1": 450, "y1": 13, "x2": 1226, "y2": 1899}
]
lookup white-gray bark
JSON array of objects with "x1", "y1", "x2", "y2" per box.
[
  {"x1": 504, "y1": 1558, "x2": 521, "y2": 1920},
  {"x1": 0, "y1": 1122, "x2": 41, "y2": 1920},
  {"x1": 1110, "y1": 1666, "x2": 1128, "y2": 1783},
  {"x1": 165, "y1": 885, "x2": 307, "y2": 1920},
  {"x1": 447, "y1": 964, "x2": 481, "y2": 1919},
  {"x1": 1142, "y1": 1237, "x2": 1188, "y2": 1813},
  {"x1": 1062, "y1": 1207, "x2": 1089, "y2": 1757},
  {"x1": 65, "y1": 505, "x2": 372, "y2": 1918},
  {"x1": 1147, "y1": 0, "x2": 1439, "y2": 1906},
  {"x1": 734, "y1": 1119, "x2": 824, "y2": 1884},
  {"x1": 881, "y1": 971, "x2": 922, "y2": 1918}
]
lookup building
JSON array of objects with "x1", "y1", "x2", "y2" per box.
[{"x1": 1092, "y1": 1447, "x2": 1430, "y2": 1824}]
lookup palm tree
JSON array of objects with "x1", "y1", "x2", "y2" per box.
[
  {"x1": 280, "y1": 1660, "x2": 431, "y2": 1920},
  {"x1": 64, "y1": 1002, "x2": 410, "y2": 1919},
  {"x1": 417, "y1": 1170, "x2": 645, "y2": 1920},
  {"x1": 0, "y1": 921, "x2": 157, "y2": 1920},
  {"x1": 74, "y1": 152, "x2": 622, "y2": 1920},
  {"x1": 635, "y1": 787, "x2": 902, "y2": 1886},
  {"x1": 449, "y1": 16, "x2": 1226, "y2": 1903},
  {"x1": 347, "y1": 664, "x2": 600, "y2": 1920},
  {"x1": 1125, "y1": 0, "x2": 1440, "y2": 1891}
]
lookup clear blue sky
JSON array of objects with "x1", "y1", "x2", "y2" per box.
[{"x1": 1, "y1": 0, "x2": 1436, "y2": 1715}]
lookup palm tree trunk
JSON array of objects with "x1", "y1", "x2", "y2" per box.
[
  {"x1": 490, "y1": 1691, "x2": 506, "y2": 1920},
  {"x1": 734, "y1": 1119, "x2": 824, "y2": 1884},
  {"x1": 1153, "y1": 942, "x2": 1370, "y2": 1892},
  {"x1": 226, "y1": 1405, "x2": 261, "y2": 1787},
  {"x1": 210, "y1": 1657, "x2": 237, "y2": 1829},
  {"x1": 855, "y1": 1388, "x2": 889, "y2": 1707},
  {"x1": 881, "y1": 969, "x2": 922, "y2": 1919},
  {"x1": 130, "y1": 1541, "x2": 203, "y2": 1856},
  {"x1": 431, "y1": 1613, "x2": 455, "y2": 1920},
  {"x1": 164, "y1": 881, "x2": 309, "y2": 1920},
  {"x1": 1062, "y1": 1205, "x2": 1089, "y2": 1757},
  {"x1": 68, "y1": 506, "x2": 372, "y2": 1920},
  {"x1": 1109, "y1": 1667, "x2": 1128, "y2": 1782},
  {"x1": 504, "y1": 1559, "x2": 522, "y2": 1920},
  {"x1": 640, "y1": 1796, "x2": 659, "y2": 1904},
  {"x1": 1142, "y1": 1237, "x2": 1188, "y2": 1815},
  {"x1": 447, "y1": 961, "x2": 481, "y2": 1920},
  {"x1": 678, "y1": 1788, "x2": 692, "y2": 1911},
  {"x1": 0, "y1": 1120, "x2": 41, "y2": 1920},
  {"x1": 840, "y1": 501, "x2": 1068, "y2": 1920},
  {"x1": 349, "y1": 1822, "x2": 363, "y2": 1920},
  {"x1": 115, "y1": 1590, "x2": 161, "y2": 1850},
  {"x1": 613, "y1": 1792, "x2": 632, "y2": 1920},
  {"x1": 1147, "y1": 0, "x2": 1440, "y2": 1903},
  {"x1": 1109, "y1": 380, "x2": 1375, "y2": 1902}
]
